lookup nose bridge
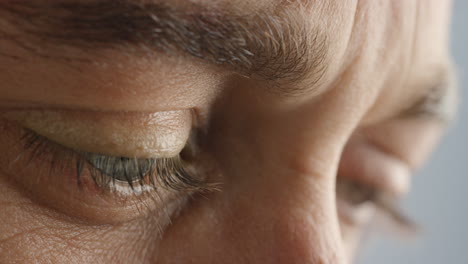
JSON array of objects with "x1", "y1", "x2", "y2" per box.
[
  {"x1": 192, "y1": 62, "x2": 362, "y2": 264},
  {"x1": 232, "y1": 190, "x2": 342, "y2": 264},
  {"x1": 213, "y1": 154, "x2": 344, "y2": 264},
  {"x1": 153, "y1": 171, "x2": 344, "y2": 264}
]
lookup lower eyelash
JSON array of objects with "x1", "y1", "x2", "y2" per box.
[{"x1": 19, "y1": 128, "x2": 210, "y2": 196}]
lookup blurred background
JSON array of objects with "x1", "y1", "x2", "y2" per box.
[{"x1": 360, "y1": 1, "x2": 468, "y2": 263}]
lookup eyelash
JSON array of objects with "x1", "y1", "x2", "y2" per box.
[
  {"x1": 13, "y1": 124, "x2": 415, "y2": 234},
  {"x1": 18, "y1": 128, "x2": 208, "y2": 196},
  {"x1": 336, "y1": 177, "x2": 419, "y2": 236}
]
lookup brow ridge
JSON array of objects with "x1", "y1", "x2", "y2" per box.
[{"x1": 0, "y1": 0, "x2": 329, "y2": 92}]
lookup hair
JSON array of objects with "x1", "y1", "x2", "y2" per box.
[{"x1": 0, "y1": 0, "x2": 329, "y2": 89}]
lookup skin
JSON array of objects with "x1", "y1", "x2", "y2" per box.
[{"x1": 0, "y1": 0, "x2": 456, "y2": 263}]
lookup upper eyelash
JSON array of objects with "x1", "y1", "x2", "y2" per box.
[
  {"x1": 79, "y1": 153, "x2": 204, "y2": 192},
  {"x1": 16, "y1": 125, "x2": 418, "y2": 236},
  {"x1": 19, "y1": 128, "x2": 209, "y2": 194}
]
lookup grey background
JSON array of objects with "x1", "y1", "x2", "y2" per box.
[{"x1": 360, "y1": 1, "x2": 468, "y2": 263}]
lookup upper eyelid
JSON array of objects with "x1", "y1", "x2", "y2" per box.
[{"x1": 2, "y1": 109, "x2": 193, "y2": 158}]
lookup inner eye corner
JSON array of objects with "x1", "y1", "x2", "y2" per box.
[
  {"x1": 179, "y1": 132, "x2": 202, "y2": 163},
  {"x1": 179, "y1": 145, "x2": 195, "y2": 162}
]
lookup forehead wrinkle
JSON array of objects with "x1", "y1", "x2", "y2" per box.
[{"x1": 0, "y1": 0, "x2": 329, "y2": 93}]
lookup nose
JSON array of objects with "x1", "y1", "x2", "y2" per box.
[
  {"x1": 213, "y1": 165, "x2": 346, "y2": 264},
  {"x1": 153, "y1": 90, "x2": 362, "y2": 264},
  {"x1": 155, "y1": 150, "x2": 346, "y2": 264}
]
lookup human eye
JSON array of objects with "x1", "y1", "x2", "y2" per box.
[
  {"x1": 21, "y1": 129, "x2": 205, "y2": 194},
  {"x1": 336, "y1": 76, "x2": 458, "y2": 236},
  {"x1": 0, "y1": 108, "x2": 216, "y2": 224}
]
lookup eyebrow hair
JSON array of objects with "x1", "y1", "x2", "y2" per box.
[
  {"x1": 0, "y1": 0, "x2": 329, "y2": 90},
  {"x1": 398, "y1": 67, "x2": 458, "y2": 123}
]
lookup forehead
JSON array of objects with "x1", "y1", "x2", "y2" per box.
[
  {"x1": 0, "y1": 0, "x2": 454, "y2": 114},
  {"x1": 260, "y1": 0, "x2": 455, "y2": 121},
  {"x1": 348, "y1": 0, "x2": 454, "y2": 122}
]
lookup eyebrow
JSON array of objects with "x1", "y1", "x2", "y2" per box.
[
  {"x1": 0, "y1": 0, "x2": 329, "y2": 90},
  {"x1": 399, "y1": 69, "x2": 458, "y2": 123}
]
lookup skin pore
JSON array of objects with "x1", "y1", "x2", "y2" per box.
[{"x1": 0, "y1": 0, "x2": 456, "y2": 263}]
